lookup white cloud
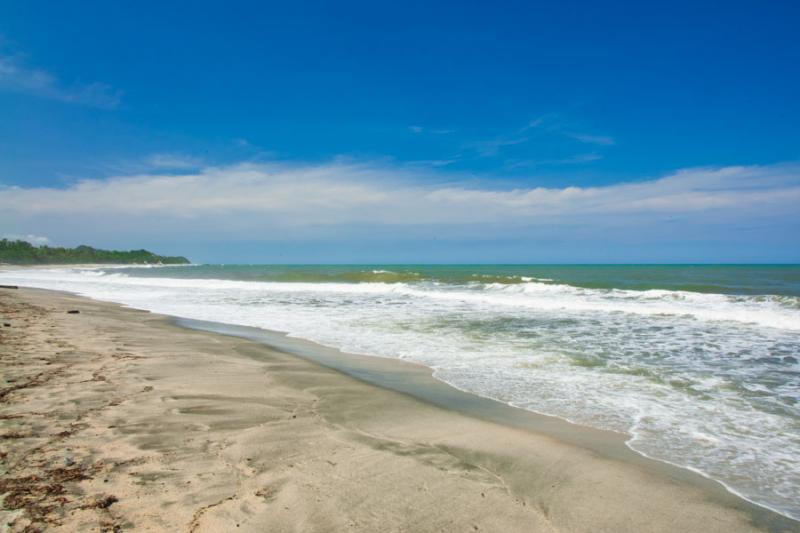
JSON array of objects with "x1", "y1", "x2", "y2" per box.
[
  {"x1": 0, "y1": 54, "x2": 121, "y2": 108},
  {"x1": 3, "y1": 160, "x2": 798, "y2": 262},
  {"x1": 2, "y1": 161, "x2": 798, "y2": 231},
  {"x1": 2, "y1": 234, "x2": 50, "y2": 246}
]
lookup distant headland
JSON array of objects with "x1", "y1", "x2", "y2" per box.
[{"x1": 0, "y1": 239, "x2": 190, "y2": 265}]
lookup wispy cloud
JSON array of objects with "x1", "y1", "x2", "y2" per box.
[
  {"x1": 408, "y1": 158, "x2": 460, "y2": 167},
  {"x1": 564, "y1": 132, "x2": 616, "y2": 146},
  {"x1": 505, "y1": 152, "x2": 603, "y2": 169},
  {"x1": 145, "y1": 153, "x2": 203, "y2": 170},
  {"x1": 519, "y1": 117, "x2": 545, "y2": 132},
  {"x1": 467, "y1": 136, "x2": 530, "y2": 157},
  {"x1": 525, "y1": 115, "x2": 616, "y2": 146},
  {"x1": 462, "y1": 115, "x2": 614, "y2": 161},
  {"x1": 409, "y1": 125, "x2": 455, "y2": 135},
  {"x1": 0, "y1": 53, "x2": 121, "y2": 109}
]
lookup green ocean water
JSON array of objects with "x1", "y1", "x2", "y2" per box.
[{"x1": 118, "y1": 263, "x2": 800, "y2": 296}]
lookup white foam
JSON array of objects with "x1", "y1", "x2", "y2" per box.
[{"x1": 15, "y1": 267, "x2": 799, "y2": 330}]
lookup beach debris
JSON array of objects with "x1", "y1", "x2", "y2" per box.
[
  {"x1": 49, "y1": 466, "x2": 93, "y2": 483},
  {"x1": 100, "y1": 520, "x2": 124, "y2": 533},
  {"x1": 0, "y1": 370, "x2": 52, "y2": 401},
  {"x1": 0, "y1": 431, "x2": 31, "y2": 439},
  {"x1": 66, "y1": 309, "x2": 80, "y2": 314},
  {"x1": 64, "y1": 456, "x2": 76, "y2": 467},
  {"x1": 93, "y1": 495, "x2": 119, "y2": 509},
  {"x1": 3, "y1": 322, "x2": 10, "y2": 327},
  {"x1": 0, "y1": 466, "x2": 96, "y2": 528},
  {"x1": 78, "y1": 494, "x2": 119, "y2": 510}
]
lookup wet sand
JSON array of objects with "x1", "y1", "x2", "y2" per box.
[{"x1": 1, "y1": 288, "x2": 796, "y2": 532}]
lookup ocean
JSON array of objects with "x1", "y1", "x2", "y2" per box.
[{"x1": 2, "y1": 264, "x2": 798, "y2": 520}]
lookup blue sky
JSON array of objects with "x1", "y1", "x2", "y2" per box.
[{"x1": 1, "y1": 1, "x2": 799, "y2": 262}]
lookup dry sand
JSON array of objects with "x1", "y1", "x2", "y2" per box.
[{"x1": 0, "y1": 288, "x2": 796, "y2": 532}]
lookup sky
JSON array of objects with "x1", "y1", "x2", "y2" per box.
[{"x1": 1, "y1": 0, "x2": 799, "y2": 263}]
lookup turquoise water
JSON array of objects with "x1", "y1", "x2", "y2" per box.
[
  {"x1": 2, "y1": 264, "x2": 799, "y2": 520},
  {"x1": 119, "y1": 263, "x2": 800, "y2": 295}
]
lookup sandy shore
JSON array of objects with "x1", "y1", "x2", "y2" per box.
[{"x1": 0, "y1": 288, "x2": 796, "y2": 532}]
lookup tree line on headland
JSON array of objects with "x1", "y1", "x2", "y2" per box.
[{"x1": 0, "y1": 239, "x2": 190, "y2": 265}]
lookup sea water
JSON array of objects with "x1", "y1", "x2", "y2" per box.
[{"x1": 2, "y1": 264, "x2": 798, "y2": 519}]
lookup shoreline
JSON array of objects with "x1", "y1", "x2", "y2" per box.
[
  {"x1": 1, "y1": 287, "x2": 797, "y2": 531},
  {"x1": 174, "y1": 316, "x2": 798, "y2": 525}
]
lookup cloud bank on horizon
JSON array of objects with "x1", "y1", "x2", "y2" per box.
[{"x1": 3, "y1": 160, "x2": 798, "y2": 262}]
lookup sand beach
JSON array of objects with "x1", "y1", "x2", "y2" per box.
[{"x1": 0, "y1": 287, "x2": 796, "y2": 532}]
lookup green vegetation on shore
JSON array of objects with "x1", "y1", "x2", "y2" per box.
[{"x1": 0, "y1": 239, "x2": 190, "y2": 265}]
